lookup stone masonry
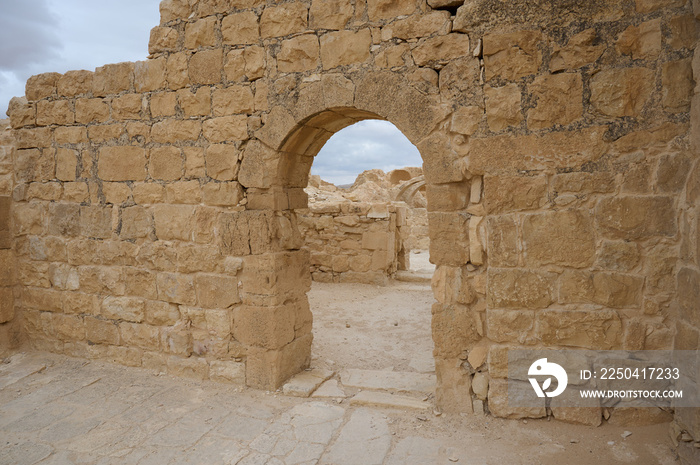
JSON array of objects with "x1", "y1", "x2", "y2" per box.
[{"x1": 2, "y1": 0, "x2": 700, "y2": 453}]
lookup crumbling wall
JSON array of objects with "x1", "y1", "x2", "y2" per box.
[
  {"x1": 4, "y1": 0, "x2": 698, "y2": 425},
  {"x1": 299, "y1": 201, "x2": 409, "y2": 285},
  {"x1": 0, "y1": 120, "x2": 18, "y2": 355}
]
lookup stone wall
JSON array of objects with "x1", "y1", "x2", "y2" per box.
[
  {"x1": 4, "y1": 0, "x2": 698, "y2": 429},
  {"x1": 0, "y1": 120, "x2": 18, "y2": 355},
  {"x1": 299, "y1": 201, "x2": 409, "y2": 285}
]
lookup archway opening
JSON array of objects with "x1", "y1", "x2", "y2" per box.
[{"x1": 289, "y1": 115, "x2": 436, "y2": 399}]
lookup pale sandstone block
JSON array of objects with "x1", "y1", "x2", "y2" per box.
[
  {"x1": 184, "y1": 146, "x2": 206, "y2": 178},
  {"x1": 487, "y1": 309, "x2": 535, "y2": 344},
  {"x1": 260, "y1": 2, "x2": 308, "y2": 38},
  {"x1": 451, "y1": 106, "x2": 482, "y2": 135},
  {"x1": 26, "y1": 72, "x2": 61, "y2": 101},
  {"x1": 616, "y1": 19, "x2": 662, "y2": 60},
  {"x1": 225, "y1": 46, "x2": 266, "y2": 82},
  {"x1": 209, "y1": 360, "x2": 246, "y2": 384},
  {"x1": 157, "y1": 272, "x2": 197, "y2": 305},
  {"x1": 85, "y1": 316, "x2": 120, "y2": 345},
  {"x1": 153, "y1": 204, "x2": 195, "y2": 241},
  {"x1": 54, "y1": 126, "x2": 86, "y2": 144},
  {"x1": 149, "y1": 26, "x2": 179, "y2": 54},
  {"x1": 233, "y1": 304, "x2": 296, "y2": 349},
  {"x1": 528, "y1": 73, "x2": 583, "y2": 129},
  {"x1": 150, "y1": 92, "x2": 177, "y2": 117},
  {"x1": 483, "y1": 30, "x2": 542, "y2": 80},
  {"x1": 203, "y1": 115, "x2": 248, "y2": 142},
  {"x1": 111, "y1": 94, "x2": 143, "y2": 120},
  {"x1": 428, "y1": 212, "x2": 469, "y2": 266},
  {"x1": 485, "y1": 83, "x2": 522, "y2": 132},
  {"x1": 212, "y1": 86, "x2": 254, "y2": 115},
  {"x1": 222, "y1": 11, "x2": 259, "y2": 45},
  {"x1": 189, "y1": 49, "x2": 223, "y2": 85},
  {"x1": 383, "y1": 11, "x2": 450, "y2": 40},
  {"x1": 487, "y1": 268, "x2": 555, "y2": 309},
  {"x1": 145, "y1": 300, "x2": 180, "y2": 326},
  {"x1": 92, "y1": 62, "x2": 134, "y2": 96},
  {"x1": 15, "y1": 127, "x2": 52, "y2": 149},
  {"x1": 662, "y1": 58, "x2": 693, "y2": 113},
  {"x1": 205, "y1": 144, "x2": 239, "y2": 181},
  {"x1": 590, "y1": 68, "x2": 654, "y2": 117},
  {"x1": 7, "y1": 97, "x2": 36, "y2": 128},
  {"x1": 522, "y1": 210, "x2": 596, "y2": 268},
  {"x1": 166, "y1": 181, "x2": 202, "y2": 204},
  {"x1": 151, "y1": 119, "x2": 201, "y2": 142},
  {"x1": 98, "y1": 146, "x2": 147, "y2": 181},
  {"x1": 55, "y1": 149, "x2": 77, "y2": 182},
  {"x1": 320, "y1": 29, "x2": 371, "y2": 69},
  {"x1": 310, "y1": 0, "x2": 353, "y2": 30},
  {"x1": 668, "y1": 14, "x2": 696, "y2": 50},
  {"x1": 596, "y1": 196, "x2": 676, "y2": 240},
  {"x1": 57, "y1": 70, "x2": 93, "y2": 97},
  {"x1": 166, "y1": 52, "x2": 190, "y2": 89},
  {"x1": 149, "y1": 146, "x2": 183, "y2": 181},
  {"x1": 537, "y1": 309, "x2": 622, "y2": 350},
  {"x1": 278, "y1": 35, "x2": 320, "y2": 73},
  {"x1": 412, "y1": 34, "x2": 470, "y2": 67},
  {"x1": 121, "y1": 206, "x2": 152, "y2": 240},
  {"x1": 635, "y1": 0, "x2": 685, "y2": 13},
  {"x1": 550, "y1": 29, "x2": 605, "y2": 72},
  {"x1": 185, "y1": 16, "x2": 218, "y2": 49},
  {"x1": 195, "y1": 273, "x2": 240, "y2": 308},
  {"x1": 101, "y1": 296, "x2": 145, "y2": 323},
  {"x1": 36, "y1": 100, "x2": 74, "y2": 126},
  {"x1": 134, "y1": 58, "x2": 167, "y2": 92},
  {"x1": 559, "y1": 270, "x2": 645, "y2": 309},
  {"x1": 120, "y1": 322, "x2": 161, "y2": 351},
  {"x1": 367, "y1": 0, "x2": 416, "y2": 21}
]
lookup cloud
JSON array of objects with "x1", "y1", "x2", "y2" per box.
[
  {"x1": 1, "y1": 0, "x2": 160, "y2": 115},
  {"x1": 311, "y1": 120, "x2": 423, "y2": 185}
]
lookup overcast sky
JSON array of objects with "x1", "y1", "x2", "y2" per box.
[{"x1": 0, "y1": 0, "x2": 422, "y2": 185}]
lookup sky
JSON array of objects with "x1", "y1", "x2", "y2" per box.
[{"x1": 0, "y1": 0, "x2": 423, "y2": 185}]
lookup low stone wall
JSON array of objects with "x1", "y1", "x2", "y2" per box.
[
  {"x1": 0, "y1": 121, "x2": 18, "y2": 355},
  {"x1": 299, "y1": 202, "x2": 409, "y2": 285}
]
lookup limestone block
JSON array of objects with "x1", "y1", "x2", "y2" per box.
[
  {"x1": 417, "y1": 132, "x2": 463, "y2": 184},
  {"x1": 483, "y1": 175, "x2": 547, "y2": 214},
  {"x1": 15, "y1": 149, "x2": 54, "y2": 182},
  {"x1": 552, "y1": 171, "x2": 616, "y2": 194},
  {"x1": 559, "y1": 270, "x2": 644, "y2": 309},
  {"x1": 145, "y1": 300, "x2": 180, "y2": 326},
  {"x1": 662, "y1": 58, "x2": 693, "y2": 113},
  {"x1": 469, "y1": 215, "x2": 484, "y2": 265},
  {"x1": 205, "y1": 144, "x2": 239, "y2": 181},
  {"x1": 120, "y1": 322, "x2": 161, "y2": 351},
  {"x1": 151, "y1": 119, "x2": 201, "y2": 142},
  {"x1": 85, "y1": 316, "x2": 120, "y2": 345},
  {"x1": 13, "y1": 203, "x2": 46, "y2": 236},
  {"x1": 412, "y1": 34, "x2": 471, "y2": 67},
  {"x1": 92, "y1": 62, "x2": 134, "y2": 97},
  {"x1": 522, "y1": 210, "x2": 595, "y2": 268},
  {"x1": 7, "y1": 97, "x2": 36, "y2": 128},
  {"x1": 428, "y1": 212, "x2": 469, "y2": 266},
  {"x1": 123, "y1": 267, "x2": 157, "y2": 300},
  {"x1": 54, "y1": 149, "x2": 77, "y2": 182},
  {"x1": 537, "y1": 309, "x2": 622, "y2": 350},
  {"x1": 487, "y1": 215, "x2": 519, "y2": 267},
  {"x1": 435, "y1": 358, "x2": 472, "y2": 413},
  {"x1": 195, "y1": 273, "x2": 240, "y2": 309},
  {"x1": 487, "y1": 268, "x2": 555, "y2": 309},
  {"x1": 202, "y1": 182, "x2": 244, "y2": 207},
  {"x1": 47, "y1": 203, "x2": 80, "y2": 237},
  {"x1": 222, "y1": 11, "x2": 259, "y2": 45},
  {"x1": 98, "y1": 146, "x2": 146, "y2": 181},
  {"x1": 157, "y1": 272, "x2": 196, "y2": 305},
  {"x1": 165, "y1": 181, "x2": 201, "y2": 205},
  {"x1": 185, "y1": 16, "x2": 218, "y2": 49},
  {"x1": 550, "y1": 29, "x2": 605, "y2": 72},
  {"x1": 596, "y1": 240, "x2": 640, "y2": 272},
  {"x1": 367, "y1": 0, "x2": 416, "y2": 21},
  {"x1": 79, "y1": 206, "x2": 112, "y2": 239},
  {"x1": 234, "y1": 304, "x2": 296, "y2": 350},
  {"x1": 310, "y1": 0, "x2": 353, "y2": 30},
  {"x1": 166, "y1": 52, "x2": 190, "y2": 89},
  {"x1": 26, "y1": 72, "x2": 61, "y2": 101},
  {"x1": 375, "y1": 43, "x2": 409, "y2": 68},
  {"x1": 528, "y1": 73, "x2": 582, "y2": 129},
  {"x1": 15, "y1": 127, "x2": 52, "y2": 149},
  {"x1": 451, "y1": 106, "x2": 482, "y2": 135},
  {"x1": 616, "y1": 19, "x2": 662, "y2": 60},
  {"x1": 483, "y1": 31, "x2": 542, "y2": 81},
  {"x1": 103, "y1": 183, "x2": 132, "y2": 205},
  {"x1": 238, "y1": 139, "x2": 280, "y2": 189},
  {"x1": 635, "y1": 0, "x2": 685, "y2": 13},
  {"x1": 147, "y1": 146, "x2": 181, "y2": 181},
  {"x1": 149, "y1": 26, "x2": 178, "y2": 54},
  {"x1": 167, "y1": 356, "x2": 208, "y2": 379},
  {"x1": 202, "y1": 115, "x2": 248, "y2": 143},
  {"x1": 669, "y1": 14, "x2": 696, "y2": 50},
  {"x1": 596, "y1": 196, "x2": 676, "y2": 240},
  {"x1": 383, "y1": 11, "x2": 451, "y2": 40},
  {"x1": 488, "y1": 378, "x2": 546, "y2": 419},
  {"x1": 177, "y1": 87, "x2": 211, "y2": 117},
  {"x1": 467, "y1": 126, "x2": 606, "y2": 174},
  {"x1": 153, "y1": 204, "x2": 195, "y2": 241},
  {"x1": 184, "y1": 147, "x2": 206, "y2": 178},
  {"x1": 260, "y1": 2, "x2": 308, "y2": 38},
  {"x1": 240, "y1": 250, "x2": 311, "y2": 304},
  {"x1": 484, "y1": 83, "x2": 522, "y2": 131},
  {"x1": 225, "y1": 46, "x2": 266, "y2": 82},
  {"x1": 590, "y1": 67, "x2": 654, "y2": 117},
  {"x1": 73, "y1": 98, "x2": 107, "y2": 124},
  {"x1": 36, "y1": 100, "x2": 74, "y2": 126},
  {"x1": 57, "y1": 70, "x2": 93, "y2": 97},
  {"x1": 189, "y1": 49, "x2": 223, "y2": 85},
  {"x1": 320, "y1": 29, "x2": 371, "y2": 69},
  {"x1": 487, "y1": 309, "x2": 535, "y2": 344},
  {"x1": 210, "y1": 360, "x2": 246, "y2": 384},
  {"x1": 278, "y1": 35, "x2": 320, "y2": 73},
  {"x1": 245, "y1": 333, "x2": 312, "y2": 389},
  {"x1": 212, "y1": 86, "x2": 254, "y2": 116},
  {"x1": 101, "y1": 296, "x2": 145, "y2": 323},
  {"x1": 88, "y1": 124, "x2": 124, "y2": 143},
  {"x1": 111, "y1": 94, "x2": 143, "y2": 120},
  {"x1": 432, "y1": 303, "x2": 480, "y2": 358},
  {"x1": 550, "y1": 391, "x2": 602, "y2": 426}
]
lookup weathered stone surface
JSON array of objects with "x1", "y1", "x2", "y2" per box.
[
  {"x1": 321, "y1": 29, "x2": 372, "y2": 69},
  {"x1": 489, "y1": 379, "x2": 546, "y2": 419},
  {"x1": 451, "y1": 106, "x2": 482, "y2": 135},
  {"x1": 596, "y1": 240, "x2": 640, "y2": 272},
  {"x1": 260, "y1": 2, "x2": 308, "y2": 38},
  {"x1": 662, "y1": 58, "x2": 693, "y2": 113},
  {"x1": 596, "y1": 196, "x2": 676, "y2": 240},
  {"x1": 203, "y1": 115, "x2": 248, "y2": 142},
  {"x1": 537, "y1": 309, "x2": 623, "y2": 349},
  {"x1": 282, "y1": 368, "x2": 334, "y2": 397},
  {"x1": 185, "y1": 17, "x2": 218, "y2": 49},
  {"x1": 483, "y1": 30, "x2": 542, "y2": 81},
  {"x1": 559, "y1": 270, "x2": 644, "y2": 308},
  {"x1": 225, "y1": 47, "x2": 266, "y2": 82},
  {"x1": 412, "y1": 34, "x2": 470, "y2": 67},
  {"x1": 522, "y1": 211, "x2": 596, "y2": 268},
  {"x1": 528, "y1": 73, "x2": 583, "y2": 129},
  {"x1": 149, "y1": 147, "x2": 183, "y2": 181},
  {"x1": 367, "y1": 0, "x2": 416, "y2": 21},
  {"x1": 487, "y1": 309, "x2": 535, "y2": 344},
  {"x1": 483, "y1": 175, "x2": 547, "y2": 214},
  {"x1": 98, "y1": 147, "x2": 146, "y2": 181},
  {"x1": 350, "y1": 391, "x2": 431, "y2": 410},
  {"x1": 324, "y1": 409, "x2": 391, "y2": 465},
  {"x1": 616, "y1": 19, "x2": 662, "y2": 60},
  {"x1": 635, "y1": 0, "x2": 685, "y2": 13},
  {"x1": 669, "y1": 14, "x2": 696, "y2": 50},
  {"x1": 310, "y1": 0, "x2": 353, "y2": 30},
  {"x1": 590, "y1": 68, "x2": 655, "y2": 117},
  {"x1": 383, "y1": 11, "x2": 451, "y2": 40},
  {"x1": 428, "y1": 212, "x2": 469, "y2": 266},
  {"x1": 222, "y1": 11, "x2": 259, "y2": 45},
  {"x1": 550, "y1": 29, "x2": 605, "y2": 72},
  {"x1": 341, "y1": 369, "x2": 435, "y2": 393},
  {"x1": 189, "y1": 49, "x2": 223, "y2": 85},
  {"x1": 487, "y1": 269, "x2": 555, "y2": 309},
  {"x1": 278, "y1": 35, "x2": 320, "y2": 73},
  {"x1": 484, "y1": 84, "x2": 522, "y2": 131},
  {"x1": 92, "y1": 62, "x2": 134, "y2": 97}
]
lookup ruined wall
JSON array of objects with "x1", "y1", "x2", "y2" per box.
[
  {"x1": 0, "y1": 120, "x2": 18, "y2": 355},
  {"x1": 4, "y1": 0, "x2": 698, "y2": 426},
  {"x1": 299, "y1": 201, "x2": 408, "y2": 285}
]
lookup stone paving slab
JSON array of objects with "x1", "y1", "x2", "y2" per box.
[
  {"x1": 0, "y1": 351, "x2": 680, "y2": 465},
  {"x1": 349, "y1": 391, "x2": 432, "y2": 410},
  {"x1": 282, "y1": 369, "x2": 334, "y2": 398},
  {"x1": 340, "y1": 368, "x2": 436, "y2": 393}
]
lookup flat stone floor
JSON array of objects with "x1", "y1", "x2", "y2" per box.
[{"x1": 0, "y1": 352, "x2": 679, "y2": 465}]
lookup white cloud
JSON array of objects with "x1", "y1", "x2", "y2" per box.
[{"x1": 311, "y1": 120, "x2": 423, "y2": 185}]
